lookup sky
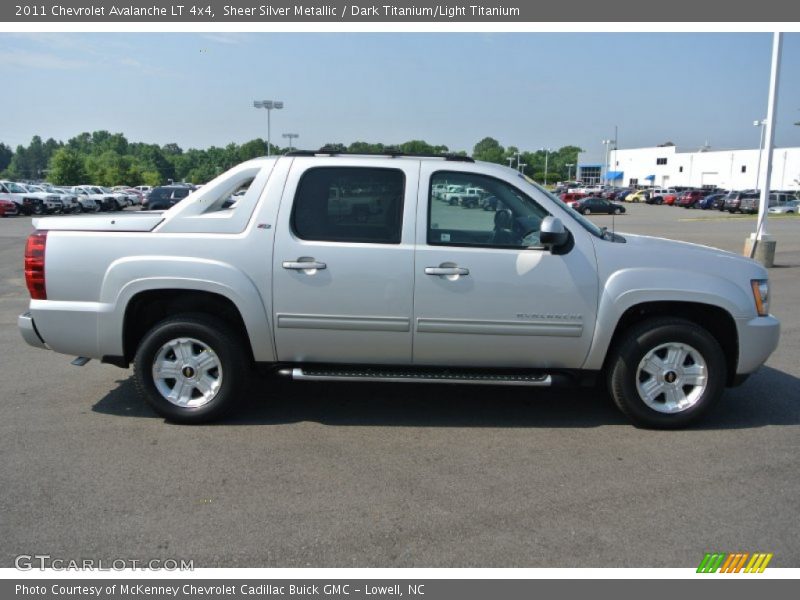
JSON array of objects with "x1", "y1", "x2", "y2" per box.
[{"x1": 1, "y1": 32, "x2": 799, "y2": 163}]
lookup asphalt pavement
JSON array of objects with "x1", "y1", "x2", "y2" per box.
[{"x1": 0, "y1": 204, "x2": 798, "y2": 568}]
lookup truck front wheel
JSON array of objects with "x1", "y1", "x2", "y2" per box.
[
  {"x1": 607, "y1": 318, "x2": 726, "y2": 429},
  {"x1": 133, "y1": 314, "x2": 248, "y2": 423}
]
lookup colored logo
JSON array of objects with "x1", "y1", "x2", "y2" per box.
[{"x1": 697, "y1": 552, "x2": 773, "y2": 573}]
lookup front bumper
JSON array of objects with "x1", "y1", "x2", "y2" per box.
[
  {"x1": 18, "y1": 311, "x2": 47, "y2": 349},
  {"x1": 736, "y1": 315, "x2": 780, "y2": 374}
]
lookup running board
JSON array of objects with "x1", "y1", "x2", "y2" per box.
[{"x1": 278, "y1": 367, "x2": 553, "y2": 386}]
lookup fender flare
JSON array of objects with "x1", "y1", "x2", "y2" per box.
[
  {"x1": 97, "y1": 256, "x2": 276, "y2": 362},
  {"x1": 582, "y1": 268, "x2": 749, "y2": 370}
]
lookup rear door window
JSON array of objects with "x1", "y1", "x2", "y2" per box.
[{"x1": 291, "y1": 167, "x2": 405, "y2": 244}]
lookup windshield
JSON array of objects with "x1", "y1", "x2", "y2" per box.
[
  {"x1": 518, "y1": 174, "x2": 606, "y2": 239},
  {"x1": 5, "y1": 182, "x2": 26, "y2": 193}
]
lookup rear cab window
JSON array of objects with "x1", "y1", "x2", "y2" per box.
[{"x1": 291, "y1": 167, "x2": 405, "y2": 244}]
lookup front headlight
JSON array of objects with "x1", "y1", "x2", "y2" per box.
[{"x1": 751, "y1": 279, "x2": 770, "y2": 316}]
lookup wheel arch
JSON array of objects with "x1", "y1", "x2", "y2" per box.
[
  {"x1": 96, "y1": 257, "x2": 276, "y2": 366},
  {"x1": 120, "y1": 288, "x2": 257, "y2": 366},
  {"x1": 595, "y1": 300, "x2": 739, "y2": 386}
]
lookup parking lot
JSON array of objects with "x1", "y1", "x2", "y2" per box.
[{"x1": 1, "y1": 203, "x2": 798, "y2": 568}]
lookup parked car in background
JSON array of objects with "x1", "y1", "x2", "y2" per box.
[
  {"x1": 560, "y1": 192, "x2": 587, "y2": 205},
  {"x1": 677, "y1": 190, "x2": 706, "y2": 208},
  {"x1": 124, "y1": 189, "x2": 145, "y2": 205},
  {"x1": 99, "y1": 187, "x2": 131, "y2": 209},
  {"x1": 662, "y1": 191, "x2": 681, "y2": 206},
  {"x1": 0, "y1": 197, "x2": 19, "y2": 216},
  {"x1": 133, "y1": 185, "x2": 153, "y2": 196},
  {"x1": 441, "y1": 184, "x2": 468, "y2": 205},
  {"x1": 626, "y1": 189, "x2": 650, "y2": 203},
  {"x1": 432, "y1": 183, "x2": 447, "y2": 199},
  {"x1": 768, "y1": 191, "x2": 796, "y2": 207},
  {"x1": 43, "y1": 186, "x2": 81, "y2": 213},
  {"x1": 67, "y1": 187, "x2": 100, "y2": 212},
  {"x1": 738, "y1": 191, "x2": 794, "y2": 214},
  {"x1": 456, "y1": 186, "x2": 486, "y2": 209},
  {"x1": 21, "y1": 184, "x2": 64, "y2": 214},
  {"x1": 616, "y1": 190, "x2": 634, "y2": 202},
  {"x1": 573, "y1": 196, "x2": 626, "y2": 215},
  {"x1": 142, "y1": 185, "x2": 193, "y2": 210},
  {"x1": 70, "y1": 186, "x2": 108, "y2": 211},
  {"x1": 76, "y1": 186, "x2": 121, "y2": 211},
  {"x1": 696, "y1": 193, "x2": 726, "y2": 210},
  {"x1": 0, "y1": 180, "x2": 46, "y2": 215},
  {"x1": 578, "y1": 184, "x2": 607, "y2": 195},
  {"x1": 768, "y1": 199, "x2": 799, "y2": 214},
  {"x1": 724, "y1": 190, "x2": 759, "y2": 214},
  {"x1": 648, "y1": 188, "x2": 678, "y2": 205}
]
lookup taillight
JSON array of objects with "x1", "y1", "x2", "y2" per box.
[{"x1": 25, "y1": 230, "x2": 47, "y2": 300}]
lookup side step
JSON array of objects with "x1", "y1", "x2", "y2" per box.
[{"x1": 278, "y1": 367, "x2": 553, "y2": 387}]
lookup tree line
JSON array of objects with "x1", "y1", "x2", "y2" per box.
[{"x1": 0, "y1": 132, "x2": 583, "y2": 187}]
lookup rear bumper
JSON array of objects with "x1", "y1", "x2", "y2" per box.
[
  {"x1": 18, "y1": 312, "x2": 47, "y2": 349},
  {"x1": 736, "y1": 315, "x2": 780, "y2": 374}
]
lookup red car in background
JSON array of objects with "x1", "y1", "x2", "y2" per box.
[
  {"x1": 678, "y1": 190, "x2": 707, "y2": 208},
  {"x1": 0, "y1": 197, "x2": 19, "y2": 217},
  {"x1": 663, "y1": 191, "x2": 681, "y2": 206},
  {"x1": 560, "y1": 192, "x2": 587, "y2": 207}
]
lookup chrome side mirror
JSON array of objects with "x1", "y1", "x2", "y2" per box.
[{"x1": 539, "y1": 216, "x2": 568, "y2": 248}]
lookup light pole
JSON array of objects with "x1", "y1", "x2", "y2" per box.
[
  {"x1": 566, "y1": 163, "x2": 574, "y2": 182},
  {"x1": 507, "y1": 156, "x2": 515, "y2": 168},
  {"x1": 282, "y1": 133, "x2": 299, "y2": 153},
  {"x1": 749, "y1": 32, "x2": 782, "y2": 267},
  {"x1": 753, "y1": 118, "x2": 766, "y2": 191},
  {"x1": 601, "y1": 139, "x2": 612, "y2": 185},
  {"x1": 540, "y1": 148, "x2": 551, "y2": 185},
  {"x1": 253, "y1": 99, "x2": 283, "y2": 157}
]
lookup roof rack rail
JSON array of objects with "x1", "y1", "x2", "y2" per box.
[{"x1": 284, "y1": 148, "x2": 475, "y2": 163}]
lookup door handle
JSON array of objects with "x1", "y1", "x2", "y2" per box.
[
  {"x1": 425, "y1": 266, "x2": 469, "y2": 276},
  {"x1": 283, "y1": 260, "x2": 327, "y2": 270}
]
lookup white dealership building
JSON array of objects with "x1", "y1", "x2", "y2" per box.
[{"x1": 577, "y1": 144, "x2": 800, "y2": 190}]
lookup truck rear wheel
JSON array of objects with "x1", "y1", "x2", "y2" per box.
[
  {"x1": 607, "y1": 318, "x2": 726, "y2": 429},
  {"x1": 133, "y1": 314, "x2": 248, "y2": 423}
]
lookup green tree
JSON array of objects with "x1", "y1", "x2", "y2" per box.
[
  {"x1": 48, "y1": 148, "x2": 87, "y2": 185},
  {"x1": 348, "y1": 141, "x2": 384, "y2": 153},
  {"x1": 472, "y1": 137, "x2": 505, "y2": 164},
  {"x1": 161, "y1": 142, "x2": 182, "y2": 156},
  {"x1": 7, "y1": 145, "x2": 30, "y2": 179},
  {"x1": 67, "y1": 132, "x2": 93, "y2": 154},
  {"x1": 141, "y1": 170, "x2": 162, "y2": 186},
  {"x1": 134, "y1": 144, "x2": 175, "y2": 183},
  {"x1": 398, "y1": 140, "x2": 434, "y2": 154},
  {"x1": 0, "y1": 142, "x2": 12, "y2": 172},
  {"x1": 239, "y1": 139, "x2": 267, "y2": 161}
]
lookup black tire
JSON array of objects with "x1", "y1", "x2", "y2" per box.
[
  {"x1": 133, "y1": 314, "x2": 250, "y2": 424},
  {"x1": 607, "y1": 317, "x2": 726, "y2": 429},
  {"x1": 614, "y1": 207, "x2": 622, "y2": 215},
  {"x1": 584, "y1": 208, "x2": 591, "y2": 215},
  {"x1": 32, "y1": 204, "x2": 44, "y2": 215}
]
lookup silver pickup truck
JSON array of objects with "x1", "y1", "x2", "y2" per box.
[{"x1": 19, "y1": 152, "x2": 779, "y2": 428}]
